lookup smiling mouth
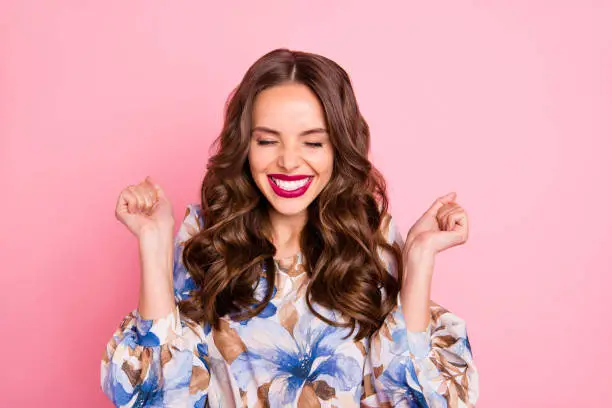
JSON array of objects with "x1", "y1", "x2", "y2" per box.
[
  {"x1": 267, "y1": 175, "x2": 314, "y2": 198},
  {"x1": 269, "y1": 176, "x2": 313, "y2": 191}
]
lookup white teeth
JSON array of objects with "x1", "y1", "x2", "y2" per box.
[{"x1": 271, "y1": 177, "x2": 311, "y2": 191}]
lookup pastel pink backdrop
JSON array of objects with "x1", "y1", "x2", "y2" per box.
[{"x1": 2, "y1": 1, "x2": 611, "y2": 406}]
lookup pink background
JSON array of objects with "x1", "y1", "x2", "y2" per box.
[{"x1": 2, "y1": 1, "x2": 611, "y2": 406}]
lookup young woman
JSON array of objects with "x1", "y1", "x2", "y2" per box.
[{"x1": 101, "y1": 49, "x2": 479, "y2": 407}]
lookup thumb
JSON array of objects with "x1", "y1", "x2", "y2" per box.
[
  {"x1": 435, "y1": 230, "x2": 464, "y2": 252},
  {"x1": 425, "y1": 192, "x2": 457, "y2": 216},
  {"x1": 145, "y1": 176, "x2": 166, "y2": 200}
]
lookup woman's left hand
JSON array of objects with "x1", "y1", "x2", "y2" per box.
[{"x1": 404, "y1": 192, "x2": 470, "y2": 256}]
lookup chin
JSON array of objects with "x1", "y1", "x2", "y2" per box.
[{"x1": 267, "y1": 199, "x2": 311, "y2": 216}]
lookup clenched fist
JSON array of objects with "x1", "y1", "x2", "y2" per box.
[
  {"x1": 404, "y1": 192, "x2": 469, "y2": 255},
  {"x1": 115, "y1": 176, "x2": 174, "y2": 238}
]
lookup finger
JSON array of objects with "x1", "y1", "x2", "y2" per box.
[
  {"x1": 435, "y1": 204, "x2": 460, "y2": 231},
  {"x1": 130, "y1": 186, "x2": 147, "y2": 212},
  {"x1": 437, "y1": 206, "x2": 460, "y2": 231},
  {"x1": 426, "y1": 192, "x2": 457, "y2": 216},
  {"x1": 143, "y1": 186, "x2": 155, "y2": 208},
  {"x1": 447, "y1": 213, "x2": 468, "y2": 242},
  {"x1": 122, "y1": 189, "x2": 140, "y2": 214},
  {"x1": 148, "y1": 183, "x2": 161, "y2": 204},
  {"x1": 135, "y1": 188, "x2": 147, "y2": 212},
  {"x1": 144, "y1": 175, "x2": 156, "y2": 190},
  {"x1": 144, "y1": 176, "x2": 164, "y2": 201},
  {"x1": 444, "y1": 211, "x2": 454, "y2": 231},
  {"x1": 141, "y1": 189, "x2": 157, "y2": 213},
  {"x1": 144, "y1": 181, "x2": 162, "y2": 214},
  {"x1": 436, "y1": 202, "x2": 460, "y2": 224},
  {"x1": 134, "y1": 183, "x2": 152, "y2": 209}
]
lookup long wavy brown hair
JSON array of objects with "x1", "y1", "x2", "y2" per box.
[{"x1": 179, "y1": 48, "x2": 403, "y2": 340}]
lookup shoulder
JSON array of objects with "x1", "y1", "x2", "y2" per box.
[
  {"x1": 175, "y1": 203, "x2": 204, "y2": 244},
  {"x1": 379, "y1": 211, "x2": 403, "y2": 246},
  {"x1": 173, "y1": 204, "x2": 203, "y2": 302},
  {"x1": 377, "y1": 211, "x2": 404, "y2": 278}
]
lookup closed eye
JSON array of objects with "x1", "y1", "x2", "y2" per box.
[
  {"x1": 305, "y1": 142, "x2": 323, "y2": 148},
  {"x1": 257, "y1": 140, "x2": 277, "y2": 146}
]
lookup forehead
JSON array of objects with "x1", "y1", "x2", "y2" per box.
[{"x1": 252, "y1": 83, "x2": 326, "y2": 128}]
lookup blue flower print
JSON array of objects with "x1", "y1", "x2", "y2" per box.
[
  {"x1": 232, "y1": 276, "x2": 278, "y2": 326},
  {"x1": 173, "y1": 247, "x2": 196, "y2": 302},
  {"x1": 379, "y1": 357, "x2": 428, "y2": 408},
  {"x1": 230, "y1": 313, "x2": 361, "y2": 407}
]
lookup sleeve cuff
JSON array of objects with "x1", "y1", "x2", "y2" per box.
[
  {"x1": 133, "y1": 306, "x2": 182, "y2": 347},
  {"x1": 404, "y1": 321, "x2": 433, "y2": 359},
  {"x1": 394, "y1": 292, "x2": 433, "y2": 360}
]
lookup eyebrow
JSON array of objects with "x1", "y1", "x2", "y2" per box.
[{"x1": 251, "y1": 126, "x2": 328, "y2": 136}]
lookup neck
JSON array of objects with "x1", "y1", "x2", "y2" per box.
[{"x1": 268, "y1": 208, "x2": 307, "y2": 258}]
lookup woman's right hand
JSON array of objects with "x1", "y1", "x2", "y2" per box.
[{"x1": 115, "y1": 176, "x2": 175, "y2": 239}]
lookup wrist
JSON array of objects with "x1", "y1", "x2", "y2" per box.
[
  {"x1": 139, "y1": 224, "x2": 174, "y2": 245},
  {"x1": 403, "y1": 243, "x2": 436, "y2": 282},
  {"x1": 405, "y1": 241, "x2": 436, "y2": 262},
  {"x1": 139, "y1": 228, "x2": 174, "y2": 274}
]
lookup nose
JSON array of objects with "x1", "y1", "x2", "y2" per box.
[{"x1": 278, "y1": 144, "x2": 301, "y2": 172}]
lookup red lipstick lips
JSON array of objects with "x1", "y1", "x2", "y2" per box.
[{"x1": 267, "y1": 174, "x2": 314, "y2": 198}]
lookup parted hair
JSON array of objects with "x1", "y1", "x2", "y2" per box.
[{"x1": 178, "y1": 48, "x2": 403, "y2": 340}]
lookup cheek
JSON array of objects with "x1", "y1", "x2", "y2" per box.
[
  {"x1": 313, "y1": 149, "x2": 334, "y2": 178},
  {"x1": 248, "y1": 147, "x2": 271, "y2": 175}
]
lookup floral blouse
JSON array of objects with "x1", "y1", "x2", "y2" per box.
[{"x1": 101, "y1": 204, "x2": 479, "y2": 407}]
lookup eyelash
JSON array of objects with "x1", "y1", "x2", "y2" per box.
[{"x1": 257, "y1": 140, "x2": 323, "y2": 148}]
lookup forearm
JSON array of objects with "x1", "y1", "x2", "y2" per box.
[
  {"x1": 137, "y1": 227, "x2": 175, "y2": 320},
  {"x1": 400, "y1": 245, "x2": 435, "y2": 332}
]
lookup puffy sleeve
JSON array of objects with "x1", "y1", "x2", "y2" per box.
[
  {"x1": 362, "y1": 214, "x2": 479, "y2": 408},
  {"x1": 101, "y1": 204, "x2": 210, "y2": 407}
]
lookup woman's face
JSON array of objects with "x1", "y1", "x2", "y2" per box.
[{"x1": 248, "y1": 83, "x2": 334, "y2": 217}]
